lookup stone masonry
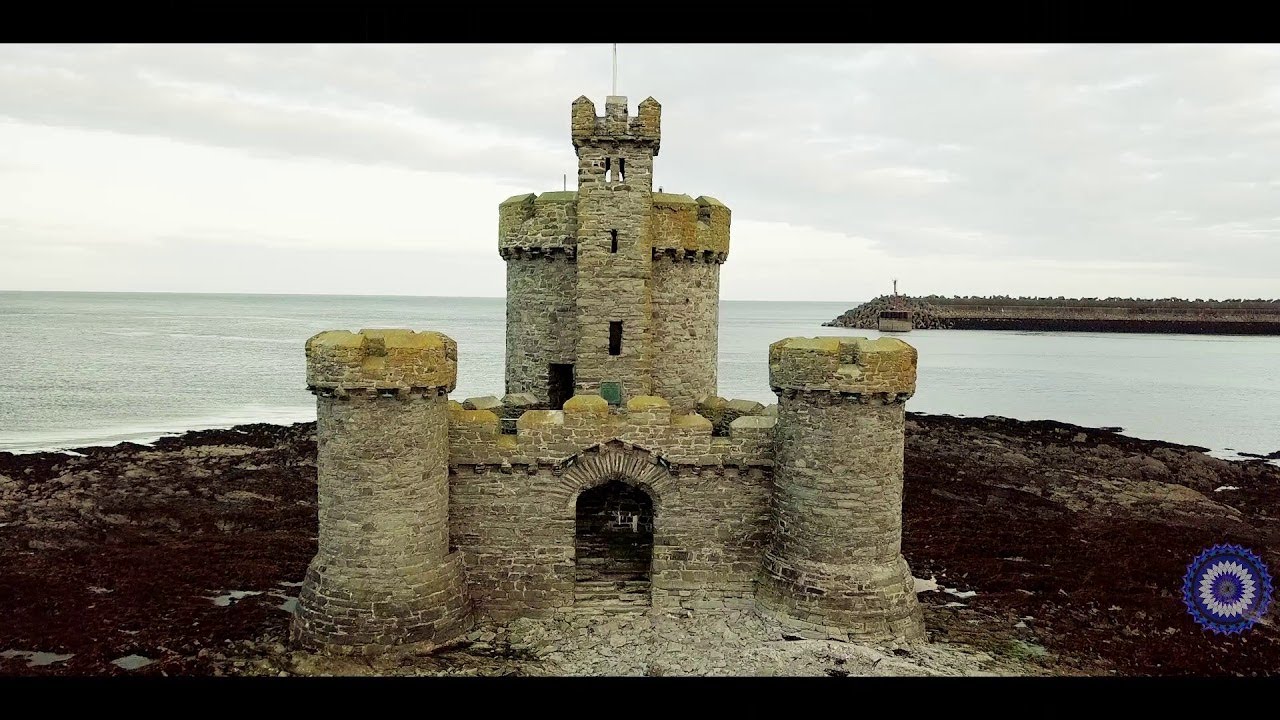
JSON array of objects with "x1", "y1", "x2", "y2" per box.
[
  {"x1": 499, "y1": 96, "x2": 729, "y2": 413},
  {"x1": 290, "y1": 330, "x2": 471, "y2": 654},
  {"x1": 756, "y1": 337, "x2": 925, "y2": 641},
  {"x1": 292, "y1": 95, "x2": 926, "y2": 657}
]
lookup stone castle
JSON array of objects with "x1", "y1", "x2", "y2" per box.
[{"x1": 289, "y1": 94, "x2": 926, "y2": 655}]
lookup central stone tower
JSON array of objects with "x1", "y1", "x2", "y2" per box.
[
  {"x1": 499, "y1": 96, "x2": 731, "y2": 413},
  {"x1": 573, "y1": 95, "x2": 660, "y2": 409}
]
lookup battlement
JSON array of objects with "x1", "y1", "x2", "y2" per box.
[
  {"x1": 498, "y1": 192, "x2": 579, "y2": 259},
  {"x1": 768, "y1": 336, "x2": 917, "y2": 401},
  {"x1": 448, "y1": 393, "x2": 774, "y2": 468},
  {"x1": 499, "y1": 191, "x2": 731, "y2": 261},
  {"x1": 651, "y1": 194, "x2": 731, "y2": 262},
  {"x1": 696, "y1": 395, "x2": 774, "y2": 435},
  {"x1": 571, "y1": 96, "x2": 661, "y2": 152},
  {"x1": 305, "y1": 329, "x2": 458, "y2": 394}
]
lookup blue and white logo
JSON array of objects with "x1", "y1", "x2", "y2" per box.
[{"x1": 1182, "y1": 544, "x2": 1273, "y2": 635}]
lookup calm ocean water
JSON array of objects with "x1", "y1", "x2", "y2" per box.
[{"x1": 1, "y1": 291, "x2": 1277, "y2": 459}]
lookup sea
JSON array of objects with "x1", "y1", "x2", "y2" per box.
[{"x1": 1, "y1": 291, "x2": 1278, "y2": 461}]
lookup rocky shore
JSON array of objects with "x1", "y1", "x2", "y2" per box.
[
  {"x1": 825, "y1": 295, "x2": 953, "y2": 330},
  {"x1": 2, "y1": 415, "x2": 1278, "y2": 676}
]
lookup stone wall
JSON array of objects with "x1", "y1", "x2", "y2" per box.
[
  {"x1": 504, "y1": 255, "x2": 577, "y2": 400},
  {"x1": 293, "y1": 331, "x2": 924, "y2": 650},
  {"x1": 448, "y1": 394, "x2": 774, "y2": 468},
  {"x1": 447, "y1": 394, "x2": 774, "y2": 619},
  {"x1": 449, "y1": 461, "x2": 772, "y2": 620},
  {"x1": 496, "y1": 98, "x2": 732, "y2": 409},
  {"x1": 651, "y1": 257, "x2": 720, "y2": 413},
  {"x1": 498, "y1": 193, "x2": 731, "y2": 409},
  {"x1": 757, "y1": 336, "x2": 925, "y2": 642},
  {"x1": 292, "y1": 330, "x2": 471, "y2": 655},
  {"x1": 572, "y1": 96, "x2": 657, "y2": 403},
  {"x1": 498, "y1": 192, "x2": 578, "y2": 258},
  {"x1": 650, "y1": 193, "x2": 731, "y2": 261}
]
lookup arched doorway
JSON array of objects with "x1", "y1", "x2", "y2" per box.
[{"x1": 574, "y1": 479, "x2": 653, "y2": 609}]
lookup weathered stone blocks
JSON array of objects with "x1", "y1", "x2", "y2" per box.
[
  {"x1": 697, "y1": 396, "x2": 769, "y2": 436},
  {"x1": 768, "y1": 336, "x2": 917, "y2": 400},
  {"x1": 499, "y1": 393, "x2": 542, "y2": 433},
  {"x1": 500, "y1": 95, "x2": 730, "y2": 411},
  {"x1": 306, "y1": 329, "x2": 457, "y2": 394},
  {"x1": 291, "y1": 329, "x2": 472, "y2": 655},
  {"x1": 462, "y1": 395, "x2": 502, "y2": 412},
  {"x1": 758, "y1": 335, "x2": 925, "y2": 643}
]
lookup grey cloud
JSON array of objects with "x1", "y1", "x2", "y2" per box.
[{"x1": 1, "y1": 43, "x2": 1277, "y2": 287}]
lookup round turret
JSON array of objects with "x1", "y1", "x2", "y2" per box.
[
  {"x1": 291, "y1": 329, "x2": 472, "y2": 655},
  {"x1": 758, "y1": 335, "x2": 925, "y2": 642}
]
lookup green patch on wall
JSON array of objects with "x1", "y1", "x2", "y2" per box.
[{"x1": 600, "y1": 382, "x2": 622, "y2": 406}]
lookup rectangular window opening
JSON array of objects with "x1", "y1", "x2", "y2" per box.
[
  {"x1": 610, "y1": 229, "x2": 618, "y2": 253},
  {"x1": 609, "y1": 321, "x2": 622, "y2": 356},
  {"x1": 619, "y1": 157, "x2": 625, "y2": 181},
  {"x1": 548, "y1": 363, "x2": 575, "y2": 411}
]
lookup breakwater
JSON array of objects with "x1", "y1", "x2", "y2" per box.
[{"x1": 825, "y1": 296, "x2": 1280, "y2": 335}]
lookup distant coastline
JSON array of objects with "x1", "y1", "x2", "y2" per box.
[{"x1": 825, "y1": 295, "x2": 1280, "y2": 335}]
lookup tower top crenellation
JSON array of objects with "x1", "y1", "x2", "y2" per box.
[{"x1": 571, "y1": 95, "x2": 661, "y2": 154}]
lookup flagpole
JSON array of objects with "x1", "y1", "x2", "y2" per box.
[{"x1": 612, "y1": 44, "x2": 617, "y2": 95}]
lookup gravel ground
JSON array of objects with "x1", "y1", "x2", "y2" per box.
[{"x1": 221, "y1": 607, "x2": 1040, "y2": 677}]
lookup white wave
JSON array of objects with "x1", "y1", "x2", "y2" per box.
[
  {"x1": 0, "y1": 405, "x2": 316, "y2": 454},
  {"x1": 165, "y1": 332, "x2": 301, "y2": 344}
]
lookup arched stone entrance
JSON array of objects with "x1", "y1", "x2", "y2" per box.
[
  {"x1": 558, "y1": 442, "x2": 672, "y2": 610},
  {"x1": 574, "y1": 479, "x2": 653, "y2": 608}
]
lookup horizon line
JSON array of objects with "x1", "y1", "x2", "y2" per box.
[
  {"x1": 0, "y1": 289, "x2": 868, "y2": 303},
  {"x1": 3, "y1": 289, "x2": 1275, "y2": 303}
]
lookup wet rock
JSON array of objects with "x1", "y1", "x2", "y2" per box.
[{"x1": 111, "y1": 654, "x2": 155, "y2": 670}]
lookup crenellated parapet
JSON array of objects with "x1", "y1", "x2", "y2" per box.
[
  {"x1": 498, "y1": 191, "x2": 731, "y2": 263},
  {"x1": 696, "y1": 396, "x2": 772, "y2": 436},
  {"x1": 498, "y1": 192, "x2": 579, "y2": 259},
  {"x1": 650, "y1": 194, "x2": 731, "y2": 263},
  {"x1": 768, "y1": 336, "x2": 917, "y2": 403},
  {"x1": 305, "y1": 329, "x2": 457, "y2": 396},
  {"x1": 571, "y1": 95, "x2": 661, "y2": 153},
  {"x1": 448, "y1": 393, "x2": 774, "y2": 470}
]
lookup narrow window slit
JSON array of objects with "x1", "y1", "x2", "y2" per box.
[{"x1": 609, "y1": 321, "x2": 622, "y2": 356}]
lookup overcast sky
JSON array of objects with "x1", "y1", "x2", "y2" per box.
[{"x1": 2, "y1": 43, "x2": 1278, "y2": 302}]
